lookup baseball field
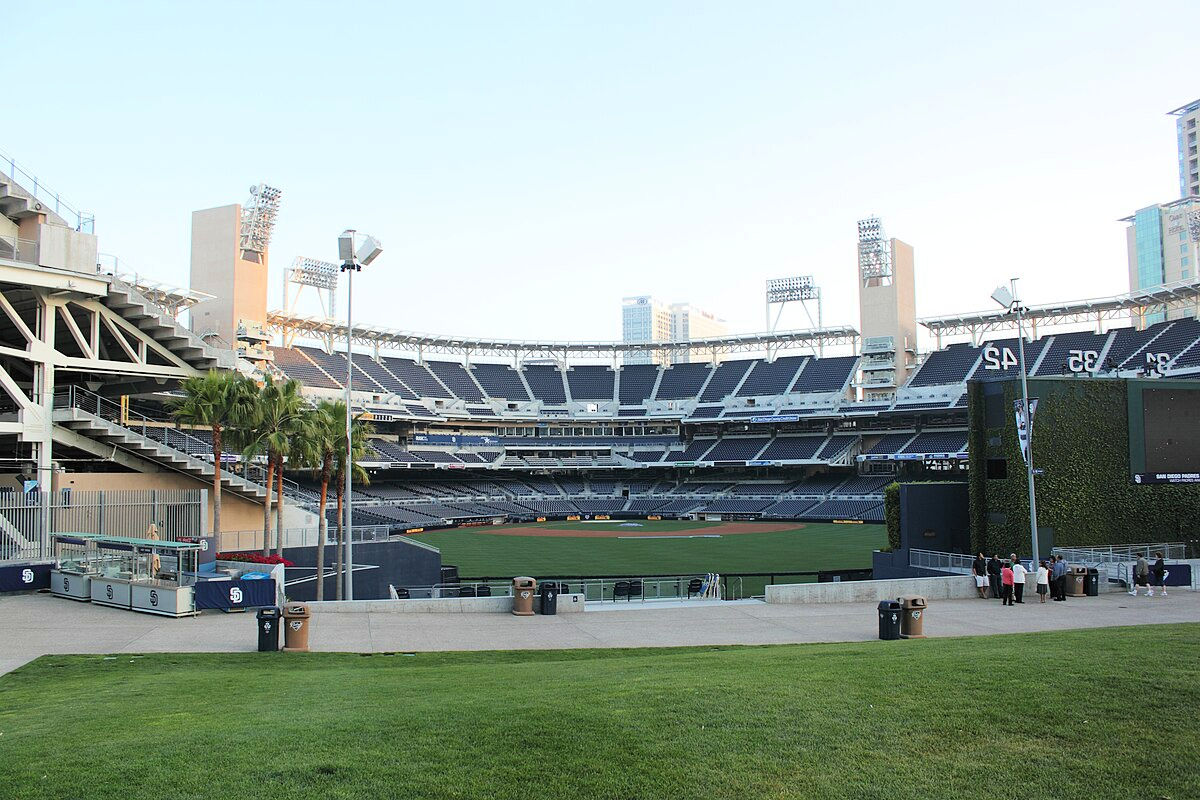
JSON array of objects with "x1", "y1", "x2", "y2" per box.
[{"x1": 412, "y1": 519, "x2": 887, "y2": 596}]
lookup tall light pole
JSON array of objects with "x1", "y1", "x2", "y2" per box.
[
  {"x1": 337, "y1": 230, "x2": 382, "y2": 601},
  {"x1": 991, "y1": 278, "x2": 1039, "y2": 566}
]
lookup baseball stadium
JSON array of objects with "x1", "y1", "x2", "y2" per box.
[{"x1": 3, "y1": 13, "x2": 1200, "y2": 797}]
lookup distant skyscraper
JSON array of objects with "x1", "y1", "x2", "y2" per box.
[
  {"x1": 1121, "y1": 196, "x2": 1200, "y2": 327},
  {"x1": 1169, "y1": 98, "x2": 1200, "y2": 198},
  {"x1": 621, "y1": 296, "x2": 727, "y2": 365}
]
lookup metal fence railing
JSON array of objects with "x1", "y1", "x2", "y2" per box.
[
  {"x1": 0, "y1": 488, "x2": 205, "y2": 563},
  {"x1": 0, "y1": 234, "x2": 38, "y2": 264},
  {"x1": 908, "y1": 548, "x2": 976, "y2": 573},
  {"x1": 420, "y1": 574, "x2": 730, "y2": 602},
  {"x1": 1052, "y1": 543, "x2": 1188, "y2": 565},
  {"x1": 1, "y1": 149, "x2": 95, "y2": 233},
  {"x1": 217, "y1": 525, "x2": 403, "y2": 552},
  {"x1": 55, "y1": 386, "x2": 298, "y2": 496}
]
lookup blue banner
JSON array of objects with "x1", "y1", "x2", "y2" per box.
[
  {"x1": 193, "y1": 578, "x2": 276, "y2": 610},
  {"x1": 0, "y1": 562, "x2": 51, "y2": 592}
]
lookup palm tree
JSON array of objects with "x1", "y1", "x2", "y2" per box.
[
  {"x1": 242, "y1": 376, "x2": 308, "y2": 555},
  {"x1": 169, "y1": 370, "x2": 257, "y2": 537},
  {"x1": 293, "y1": 401, "x2": 342, "y2": 601},
  {"x1": 332, "y1": 412, "x2": 373, "y2": 599}
]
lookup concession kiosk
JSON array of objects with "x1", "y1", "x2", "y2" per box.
[
  {"x1": 89, "y1": 536, "x2": 202, "y2": 617},
  {"x1": 49, "y1": 533, "x2": 103, "y2": 601}
]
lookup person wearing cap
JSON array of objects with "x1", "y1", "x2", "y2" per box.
[
  {"x1": 972, "y1": 553, "x2": 989, "y2": 599},
  {"x1": 1010, "y1": 553, "x2": 1028, "y2": 604}
]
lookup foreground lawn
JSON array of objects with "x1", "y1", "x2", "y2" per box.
[
  {"x1": 417, "y1": 521, "x2": 886, "y2": 584},
  {"x1": 1, "y1": 625, "x2": 1197, "y2": 799}
]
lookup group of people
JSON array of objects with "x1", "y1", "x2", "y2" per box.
[
  {"x1": 1129, "y1": 552, "x2": 1169, "y2": 597},
  {"x1": 971, "y1": 553, "x2": 1073, "y2": 604}
]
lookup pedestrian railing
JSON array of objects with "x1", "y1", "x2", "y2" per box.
[
  {"x1": 217, "y1": 525, "x2": 399, "y2": 552},
  {"x1": 1052, "y1": 542, "x2": 1187, "y2": 565},
  {"x1": 908, "y1": 548, "x2": 975, "y2": 573}
]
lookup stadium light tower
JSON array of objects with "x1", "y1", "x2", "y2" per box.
[
  {"x1": 765, "y1": 276, "x2": 822, "y2": 357},
  {"x1": 991, "y1": 278, "x2": 1040, "y2": 567},
  {"x1": 337, "y1": 229, "x2": 383, "y2": 601}
]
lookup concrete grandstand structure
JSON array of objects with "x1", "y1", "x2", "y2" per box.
[{"x1": 3, "y1": 153, "x2": 1200, "y2": 558}]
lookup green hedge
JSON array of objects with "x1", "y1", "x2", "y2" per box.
[
  {"x1": 883, "y1": 482, "x2": 900, "y2": 550},
  {"x1": 969, "y1": 377, "x2": 1200, "y2": 554}
]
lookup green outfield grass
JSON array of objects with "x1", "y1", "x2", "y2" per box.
[
  {"x1": 414, "y1": 521, "x2": 886, "y2": 593},
  {"x1": 2, "y1": 625, "x2": 1197, "y2": 799}
]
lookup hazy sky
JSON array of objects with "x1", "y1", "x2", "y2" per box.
[{"x1": 7, "y1": 2, "x2": 1198, "y2": 352}]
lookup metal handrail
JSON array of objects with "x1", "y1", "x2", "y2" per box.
[
  {"x1": 55, "y1": 386, "x2": 299, "y2": 495},
  {"x1": 1, "y1": 149, "x2": 95, "y2": 233},
  {"x1": 1051, "y1": 542, "x2": 1187, "y2": 565}
]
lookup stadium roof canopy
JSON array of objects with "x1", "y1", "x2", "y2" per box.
[
  {"x1": 919, "y1": 278, "x2": 1200, "y2": 344},
  {"x1": 266, "y1": 309, "x2": 859, "y2": 360}
]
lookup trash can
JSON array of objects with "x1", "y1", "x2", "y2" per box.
[
  {"x1": 539, "y1": 581, "x2": 558, "y2": 615},
  {"x1": 282, "y1": 603, "x2": 311, "y2": 651},
  {"x1": 877, "y1": 600, "x2": 902, "y2": 641},
  {"x1": 898, "y1": 595, "x2": 927, "y2": 639},
  {"x1": 1066, "y1": 567, "x2": 1087, "y2": 597},
  {"x1": 512, "y1": 577, "x2": 536, "y2": 616},
  {"x1": 256, "y1": 607, "x2": 281, "y2": 652},
  {"x1": 1084, "y1": 567, "x2": 1100, "y2": 597}
]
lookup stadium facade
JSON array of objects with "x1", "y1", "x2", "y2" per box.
[{"x1": 2, "y1": 151, "x2": 1199, "y2": 573}]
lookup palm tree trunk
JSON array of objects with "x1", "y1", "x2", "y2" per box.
[
  {"x1": 316, "y1": 456, "x2": 330, "y2": 602},
  {"x1": 211, "y1": 424, "x2": 223, "y2": 539},
  {"x1": 262, "y1": 457, "x2": 275, "y2": 556},
  {"x1": 274, "y1": 455, "x2": 285, "y2": 555},
  {"x1": 335, "y1": 481, "x2": 344, "y2": 600}
]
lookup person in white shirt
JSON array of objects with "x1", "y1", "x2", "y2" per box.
[
  {"x1": 1035, "y1": 561, "x2": 1050, "y2": 604},
  {"x1": 1009, "y1": 553, "x2": 1029, "y2": 604}
]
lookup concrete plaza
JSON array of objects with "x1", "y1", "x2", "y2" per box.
[{"x1": 2, "y1": 589, "x2": 1198, "y2": 676}]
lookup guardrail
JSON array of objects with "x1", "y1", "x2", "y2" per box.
[
  {"x1": 218, "y1": 525, "x2": 402, "y2": 552},
  {"x1": 55, "y1": 386, "x2": 298, "y2": 496},
  {"x1": 909, "y1": 548, "x2": 976, "y2": 573},
  {"x1": 419, "y1": 574, "x2": 731, "y2": 602},
  {"x1": 0, "y1": 234, "x2": 38, "y2": 264},
  {"x1": 1, "y1": 149, "x2": 95, "y2": 233},
  {"x1": 1052, "y1": 542, "x2": 1187, "y2": 565}
]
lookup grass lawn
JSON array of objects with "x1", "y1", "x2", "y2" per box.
[
  {"x1": 416, "y1": 521, "x2": 886, "y2": 593},
  {"x1": 1, "y1": 624, "x2": 1198, "y2": 799}
]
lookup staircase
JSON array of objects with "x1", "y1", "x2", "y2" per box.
[{"x1": 52, "y1": 388, "x2": 291, "y2": 502}]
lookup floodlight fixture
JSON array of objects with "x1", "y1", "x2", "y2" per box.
[
  {"x1": 990, "y1": 284, "x2": 1015, "y2": 310},
  {"x1": 857, "y1": 216, "x2": 892, "y2": 281},
  {"x1": 239, "y1": 183, "x2": 282, "y2": 260},
  {"x1": 290, "y1": 257, "x2": 340, "y2": 291},
  {"x1": 765, "y1": 275, "x2": 819, "y2": 304}
]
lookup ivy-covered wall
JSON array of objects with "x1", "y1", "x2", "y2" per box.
[
  {"x1": 884, "y1": 482, "x2": 900, "y2": 550},
  {"x1": 968, "y1": 377, "x2": 1200, "y2": 554}
]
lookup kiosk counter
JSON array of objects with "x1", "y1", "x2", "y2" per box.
[
  {"x1": 89, "y1": 536, "x2": 202, "y2": 617},
  {"x1": 50, "y1": 533, "x2": 103, "y2": 601}
]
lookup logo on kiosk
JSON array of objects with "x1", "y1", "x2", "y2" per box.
[
  {"x1": 200, "y1": 540, "x2": 209, "y2": 551},
  {"x1": 106, "y1": 584, "x2": 114, "y2": 600},
  {"x1": 63, "y1": 577, "x2": 70, "y2": 592},
  {"x1": 229, "y1": 586, "x2": 244, "y2": 604},
  {"x1": 149, "y1": 590, "x2": 159, "y2": 607},
  {"x1": 21, "y1": 568, "x2": 34, "y2": 584}
]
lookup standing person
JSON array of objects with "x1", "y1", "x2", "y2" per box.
[
  {"x1": 1129, "y1": 555, "x2": 1150, "y2": 597},
  {"x1": 1151, "y1": 552, "x2": 1168, "y2": 597},
  {"x1": 1001, "y1": 560, "x2": 1015, "y2": 606},
  {"x1": 972, "y1": 552, "x2": 989, "y2": 599},
  {"x1": 1051, "y1": 556, "x2": 1068, "y2": 601},
  {"x1": 1036, "y1": 560, "x2": 1050, "y2": 604},
  {"x1": 987, "y1": 554, "x2": 1002, "y2": 599},
  {"x1": 1011, "y1": 555, "x2": 1028, "y2": 604}
]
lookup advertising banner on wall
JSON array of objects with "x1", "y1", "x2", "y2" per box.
[{"x1": 1014, "y1": 397, "x2": 1039, "y2": 467}]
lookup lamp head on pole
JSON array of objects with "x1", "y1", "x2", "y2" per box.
[
  {"x1": 990, "y1": 284, "x2": 1015, "y2": 311},
  {"x1": 338, "y1": 230, "x2": 383, "y2": 271}
]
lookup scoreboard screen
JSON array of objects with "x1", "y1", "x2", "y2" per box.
[{"x1": 1134, "y1": 387, "x2": 1200, "y2": 484}]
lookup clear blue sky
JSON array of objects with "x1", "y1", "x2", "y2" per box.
[{"x1": 7, "y1": 1, "x2": 1198, "y2": 349}]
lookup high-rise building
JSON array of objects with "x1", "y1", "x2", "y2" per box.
[
  {"x1": 856, "y1": 217, "x2": 916, "y2": 399},
  {"x1": 620, "y1": 296, "x2": 726, "y2": 364},
  {"x1": 1169, "y1": 98, "x2": 1200, "y2": 198},
  {"x1": 668, "y1": 302, "x2": 728, "y2": 363},
  {"x1": 1121, "y1": 196, "x2": 1200, "y2": 326}
]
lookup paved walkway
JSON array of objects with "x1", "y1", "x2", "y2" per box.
[{"x1": 2, "y1": 590, "x2": 1198, "y2": 676}]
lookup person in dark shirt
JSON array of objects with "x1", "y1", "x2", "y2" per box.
[
  {"x1": 1151, "y1": 552, "x2": 1168, "y2": 597},
  {"x1": 972, "y1": 553, "x2": 989, "y2": 599},
  {"x1": 987, "y1": 554, "x2": 1002, "y2": 599}
]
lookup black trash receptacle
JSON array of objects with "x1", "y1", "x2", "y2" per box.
[
  {"x1": 539, "y1": 581, "x2": 559, "y2": 615},
  {"x1": 877, "y1": 600, "x2": 902, "y2": 641},
  {"x1": 1085, "y1": 568, "x2": 1100, "y2": 597},
  {"x1": 256, "y1": 607, "x2": 281, "y2": 652}
]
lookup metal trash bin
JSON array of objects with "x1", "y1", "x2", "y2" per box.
[
  {"x1": 282, "y1": 603, "x2": 311, "y2": 651},
  {"x1": 878, "y1": 600, "x2": 902, "y2": 640},
  {"x1": 1066, "y1": 567, "x2": 1087, "y2": 597},
  {"x1": 539, "y1": 581, "x2": 558, "y2": 615},
  {"x1": 1084, "y1": 567, "x2": 1100, "y2": 597},
  {"x1": 256, "y1": 607, "x2": 281, "y2": 652},
  {"x1": 898, "y1": 595, "x2": 927, "y2": 639},
  {"x1": 512, "y1": 577, "x2": 536, "y2": 616}
]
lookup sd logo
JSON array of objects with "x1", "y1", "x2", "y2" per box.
[
  {"x1": 149, "y1": 590, "x2": 159, "y2": 607},
  {"x1": 229, "y1": 586, "x2": 244, "y2": 604},
  {"x1": 21, "y1": 568, "x2": 34, "y2": 584},
  {"x1": 106, "y1": 584, "x2": 114, "y2": 600}
]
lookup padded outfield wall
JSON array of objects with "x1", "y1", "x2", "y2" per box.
[{"x1": 967, "y1": 376, "x2": 1200, "y2": 554}]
